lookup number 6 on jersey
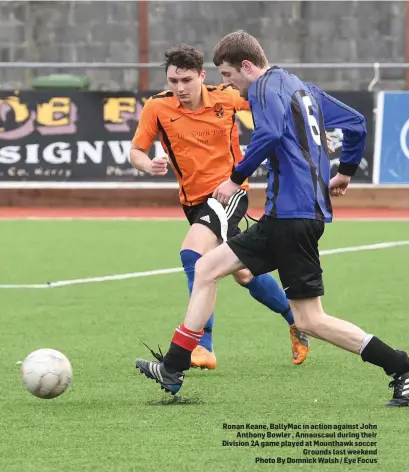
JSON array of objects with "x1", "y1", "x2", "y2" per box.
[{"x1": 302, "y1": 95, "x2": 322, "y2": 146}]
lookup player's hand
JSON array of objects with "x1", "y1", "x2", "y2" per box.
[
  {"x1": 329, "y1": 173, "x2": 350, "y2": 197},
  {"x1": 149, "y1": 156, "x2": 169, "y2": 176},
  {"x1": 326, "y1": 133, "x2": 335, "y2": 153},
  {"x1": 212, "y1": 179, "x2": 240, "y2": 206}
]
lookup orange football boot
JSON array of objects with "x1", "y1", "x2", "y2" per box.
[
  {"x1": 290, "y1": 324, "x2": 310, "y2": 365},
  {"x1": 191, "y1": 345, "x2": 217, "y2": 369}
]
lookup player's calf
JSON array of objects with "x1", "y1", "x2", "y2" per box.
[
  {"x1": 180, "y1": 249, "x2": 215, "y2": 355},
  {"x1": 290, "y1": 298, "x2": 409, "y2": 405},
  {"x1": 235, "y1": 271, "x2": 296, "y2": 325}
]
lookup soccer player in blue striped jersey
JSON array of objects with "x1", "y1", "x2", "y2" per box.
[
  {"x1": 225, "y1": 70, "x2": 365, "y2": 222},
  {"x1": 136, "y1": 31, "x2": 409, "y2": 407}
]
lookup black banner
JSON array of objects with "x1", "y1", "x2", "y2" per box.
[
  {"x1": 0, "y1": 90, "x2": 374, "y2": 184},
  {"x1": 325, "y1": 91, "x2": 375, "y2": 183}
]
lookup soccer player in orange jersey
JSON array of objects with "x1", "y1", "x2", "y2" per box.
[{"x1": 130, "y1": 45, "x2": 310, "y2": 368}]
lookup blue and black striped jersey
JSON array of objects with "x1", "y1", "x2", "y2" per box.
[{"x1": 231, "y1": 67, "x2": 367, "y2": 222}]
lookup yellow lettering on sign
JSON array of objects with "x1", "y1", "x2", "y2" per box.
[
  {"x1": 104, "y1": 98, "x2": 136, "y2": 123},
  {"x1": 0, "y1": 96, "x2": 29, "y2": 131},
  {"x1": 37, "y1": 97, "x2": 71, "y2": 126}
]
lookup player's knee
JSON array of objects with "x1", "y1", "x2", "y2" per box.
[
  {"x1": 232, "y1": 269, "x2": 254, "y2": 286},
  {"x1": 194, "y1": 256, "x2": 217, "y2": 285}
]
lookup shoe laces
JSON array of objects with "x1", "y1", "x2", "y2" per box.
[
  {"x1": 142, "y1": 342, "x2": 164, "y2": 362},
  {"x1": 388, "y1": 376, "x2": 404, "y2": 398}
]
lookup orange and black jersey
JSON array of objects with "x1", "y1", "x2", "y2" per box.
[{"x1": 132, "y1": 84, "x2": 250, "y2": 206}]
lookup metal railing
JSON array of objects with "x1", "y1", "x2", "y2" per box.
[
  {"x1": 0, "y1": 62, "x2": 408, "y2": 69},
  {"x1": 0, "y1": 62, "x2": 407, "y2": 91}
]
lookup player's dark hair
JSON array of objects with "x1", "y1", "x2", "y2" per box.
[
  {"x1": 213, "y1": 30, "x2": 268, "y2": 69},
  {"x1": 163, "y1": 45, "x2": 204, "y2": 73}
]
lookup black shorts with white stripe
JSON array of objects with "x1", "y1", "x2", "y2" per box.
[{"x1": 182, "y1": 190, "x2": 248, "y2": 242}]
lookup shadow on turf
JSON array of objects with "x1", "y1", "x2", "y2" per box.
[{"x1": 146, "y1": 395, "x2": 204, "y2": 406}]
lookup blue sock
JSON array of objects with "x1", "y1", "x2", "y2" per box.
[
  {"x1": 244, "y1": 273, "x2": 294, "y2": 325},
  {"x1": 180, "y1": 249, "x2": 214, "y2": 351}
]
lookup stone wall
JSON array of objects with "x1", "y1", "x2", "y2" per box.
[{"x1": 0, "y1": 1, "x2": 406, "y2": 91}]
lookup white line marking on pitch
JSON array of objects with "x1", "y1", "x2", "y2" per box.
[
  {"x1": 0, "y1": 268, "x2": 184, "y2": 289},
  {"x1": 0, "y1": 240, "x2": 408, "y2": 289}
]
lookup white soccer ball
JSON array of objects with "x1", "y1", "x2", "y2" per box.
[{"x1": 21, "y1": 348, "x2": 72, "y2": 399}]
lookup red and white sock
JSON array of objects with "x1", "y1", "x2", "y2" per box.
[{"x1": 171, "y1": 324, "x2": 204, "y2": 352}]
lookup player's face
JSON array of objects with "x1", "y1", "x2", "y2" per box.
[
  {"x1": 166, "y1": 66, "x2": 205, "y2": 105},
  {"x1": 218, "y1": 62, "x2": 252, "y2": 99}
]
